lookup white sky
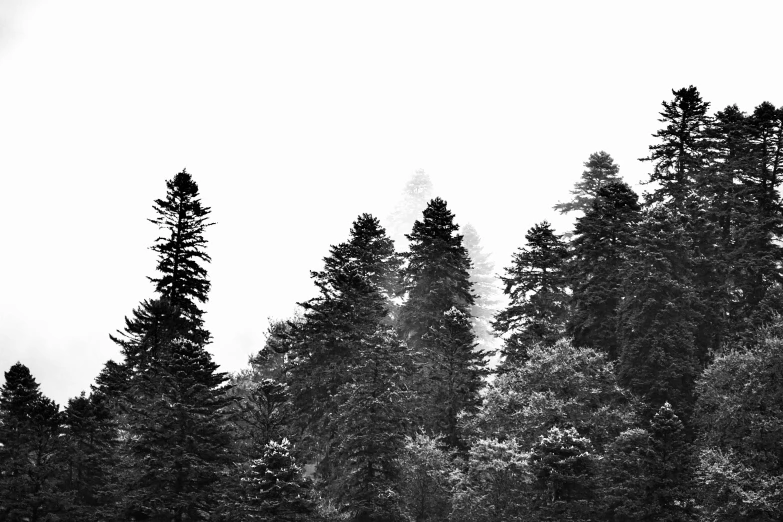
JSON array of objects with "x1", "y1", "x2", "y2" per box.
[{"x1": 2, "y1": 1, "x2": 782, "y2": 406}]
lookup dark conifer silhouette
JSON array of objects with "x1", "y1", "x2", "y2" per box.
[
  {"x1": 569, "y1": 182, "x2": 641, "y2": 359},
  {"x1": 494, "y1": 221, "x2": 569, "y2": 366},
  {"x1": 554, "y1": 151, "x2": 622, "y2": 215},
  {"x1": 399, "y1": 197, "x2": 486, "y2": 448}
]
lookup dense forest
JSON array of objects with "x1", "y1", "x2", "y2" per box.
[{"x1": 2, "y1": 86, "x2": 783, "y2": 521}]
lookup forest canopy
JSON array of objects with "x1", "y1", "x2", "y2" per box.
[{"x1": 2, "y1": 86, "x2": 783, "y2": 521}]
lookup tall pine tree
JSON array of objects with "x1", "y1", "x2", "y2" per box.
[
  {"x1": 494, "y1": 221, "x2": 569, "y2": 366},
  {"x1": 399, "y1": 198, "x2": 486, "y2": 448},
  {"x1": 102, "y1": 170, "x2": 232, "y2": 521},
  {"x1": 283, "y1": 213, "x2": 413, "y2": 517},
  {"x1": 568, "y1": 182, "x2": 641, "y2": 360}
]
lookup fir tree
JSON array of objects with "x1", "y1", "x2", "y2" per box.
[
  {"x1": 287, "y1": 214, "x2": 402, "y2": 477},
  {"x1": 600, "y1": 405, "x2": 695, "y2": 522},
  {"x1": 387, "y1": 169, "x2": 435, "y2": 250},
  {"x1": 399, "y1": 198, "x2": 486, "y2": 448},
  {"x1": 642, "y1": 86, "x2": 723, "y2": 359},
  {"x1": 554, "y1": 151, "x2": 622, "y2": 215},
  {"x1": 99, "y1": 171, "x2": 231, "y2": 521},
  {"x1": 617, "y1": 207, "x2": 701, "y2": 415},
  {"x1": 332, "y1": 328, "x2": 411, "y2": 521},
  {"x1": 0, "y1": 363, "x2": 67, "y2": 521},
  {"x1": 646, "y1": 403, "x2": 695, "y2": 520},
  {"x1": 642, "y1": 86, "x2": 712, "y2": 207},
  {"x1": 232, "y1": 439, "x2": 318, "y2": 521},
  {"x1": 462, "y1": 223, "x2": 502, "y2": 354},
  {"x1": 120, "y1": 336, "x2": 234, "y2": 521},
  {"x1": 60, "y1": 391, "x2": 119, "y2": 521},
  {"x1": 568, "y1": 182, "x2": 641, "y2": 359},
  {"x1": 493, "y1": 221, "x2": 569, "y2": 366},
  {"x1": 149, "y1": 169, "x2": 213, "y2": 343},
  {"x1": 529, "y1": 426, "x2": 596, "y2": 520}
]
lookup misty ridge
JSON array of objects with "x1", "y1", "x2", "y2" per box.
[{"x1": 2, "y1": 85, "x2": 783, "y2": 521}]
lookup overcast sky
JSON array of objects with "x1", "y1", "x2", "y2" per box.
[{"x1": 2, "y1": 1, "x2": 782, "y2": 406}]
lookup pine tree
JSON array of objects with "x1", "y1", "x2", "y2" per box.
[
  {"x1": 98, "y1": 170, "x2": 232, "y2": 521},
  {"x1": 60, "y1": 391, "x2": 119, "y2": 521},
  {"x1": 554, "y1": 151, "x2": 622, "y2": 215},
  {"x1": 642, "y1": 86, "x2": 712, "y2": 207},
  {"x1": 646, "y1": 403, "x2": 695, "y2": 520},
  {"x1": 462, "y1": 223, "x2": 502, "y2": 354},
  {"x1": 399, "y1": 198, "x2": 486, "y2": 448},
  {"x1": 642, "y1": 86, "x2": 723, "y2": 359},
  {"x1": 120, "y1": 336, "x2": 233, "y2": 521},
  {"x1": 232, "y1": 439, "x2": 318, "y2": 521},
  {"x1": 0, "y1": 363, "x2": 67, "y2": 521},
  {"x1": 600, "y1": 405, "x2": 695, "y2": 522},
  {"x1": 568, "y1": 182, "x2": 641, "y2": 360},
  {"x1": 332, "y1": 328, "x2": 411, "y2": 521},
  {"x1": 287, "y1": 214, "x2": 402, "y2": 477},
  {"x1": 149, "y1": 169, "x2": 213, "y2": 343},
  {"x1": 617, "y1": 207, "x2": 701, "y2": 415},
  {"x1": 493, "y1": 221, "x2": 569, "y2": 366},
  {"x1": 387, "y1": 169, "x2": 435, "y2": 250},
  {"x1": 529, "y1": 426, "x2": 596, "y2": 520}
]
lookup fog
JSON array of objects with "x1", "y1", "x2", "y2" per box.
[{"x1": 1, "y1": 1, "x2": 781, "y2": 405}]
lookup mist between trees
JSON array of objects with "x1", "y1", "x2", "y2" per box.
[{"x1": 2, "y1": 86, "x2": 783, "y2": 521}]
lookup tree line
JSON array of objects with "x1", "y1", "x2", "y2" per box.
[{"x1": 1, "y1": 86, "x2": 783, "y2": 521}]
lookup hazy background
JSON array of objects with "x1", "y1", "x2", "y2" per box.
[{"x1": 2, "y1": 1, "x2": 782, "y2": 405}]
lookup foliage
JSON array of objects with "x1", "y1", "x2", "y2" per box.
[
  {"x1": 450, "y1": 438, "x2": 530, "y2": 522},
  {"x1": 387, "y1": 169, "x2": 435, "y2": 251},
  {"x1": 461, "y1": 223, "x2": 502, "y2": 354},
  {"x1": 529, "y1": 426, "x2": 596, "y2": 520},
  {"x1": 0, "y1": 363, "x2": 67, "y2": 521},
  {"x1": 330, "y1": 329, "x2": 411, "y2": 521},
  {"x1": 475, "y1": 340, "x2": 637, "y2": 452},
  {"x1": 554, "y1": 150, "x2": 622, "y2": 215},
  {"x1": 617, "y1": 206, "x2": 702, "y2": 414},
  {"x1": 399, "y1": 198, "x2": 486, "y2": 448},
  {"x1": 494, "y1": 221, "x2": 569, "y2": 366},
  {"x1": 230, "y1": 438, "x2": 318, "y2": 521},
  {"x1": 694, "y1": 321, "x2": 783, "y2": 520},
  {"x1": 397, "y1": 433, "x2": 454, "y2": 522},
  {"x1": 568, "y1": 181, "x2": 641, "y2": 360}
]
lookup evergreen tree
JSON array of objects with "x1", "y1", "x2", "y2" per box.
[
  {"x1": 601, "y1": 404, "x2": 694, "y2": 521},
  {"x1": 600, "y1": 428, "x2": 656, "y2": 521},
  {"x1": 461, "y1": 223, "x2": 502, "y2": 354},
  {"x1": 568, "y1": 182, "x2": 641, "y2": 360},
  {"x1": 0, "y1": 363, "x2": 67, "y2": 521},
  {"x1": 287, "y1": 214, "x2": 402, "y2": 477},
  {"x1": 60, "y1": 391, "x2": 119, "y2": 521},
  {"x1": 554, "y1": 151, "x2": 622, "y2": 215},
  {"x1": 98, "y1": 170, "x2": 231, "y2": 520},
  {"x1": 642, "y1": 86, "x2": 712, "y2": 207},
  {"x1": 617, "y1": 207, "x2": 701, "y2": 414},
  {"x1": 332, "y1": 328, "x2": 411, "y2": 521},
  {"x1": 149, "y1": 169, "x2": 213, "y2": 343},
  {"x1": 642, "y1": 86, "x2": 723, "y2": 359},
  {"x1": 231, "y1": 439, "x2": 318, "y2": 521},
  {"x1": 120, "y1": 336, "x2": 234, "y2": 521},
  {"x1": 399, "y1": 198, "x2": 486, "y2": 448},
  {"x1": 529, "y1": 426, "x2": 596, "y2": 520},
  {"x1": 387, "y1": 169, "x2": 435, "y2": 250},
  {"x1": 493, "y1": 221, "x2": 568, "y2": 366}
]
